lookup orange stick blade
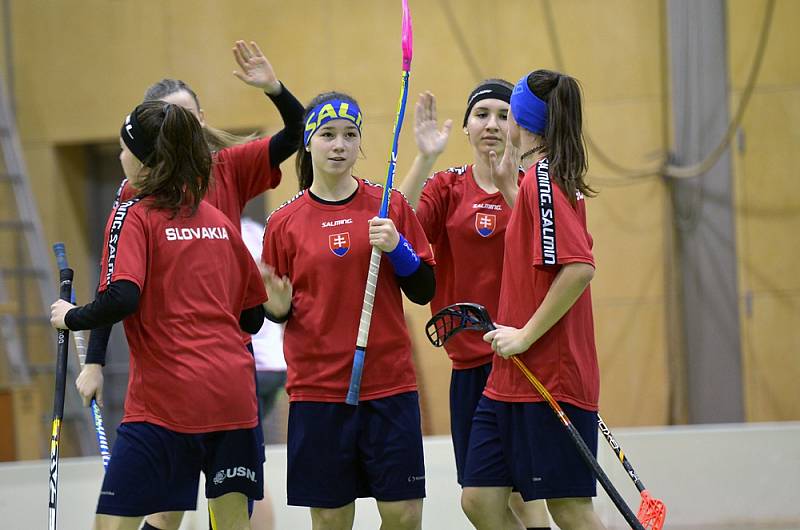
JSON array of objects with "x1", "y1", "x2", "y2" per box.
[{"x1": 637, "y1": 490, "x2": 667, "y2": 530}]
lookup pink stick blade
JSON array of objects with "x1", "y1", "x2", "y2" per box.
[{"x1": 401, "y1": 0, "x2": 413, "y2": 71}]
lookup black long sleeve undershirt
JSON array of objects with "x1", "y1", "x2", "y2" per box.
[
  {"x1": 81, "y1": 284, "x2": 267, "y2": 365},
  {"x1": 86, "y1": 82, "x2": 303, "y2": 366},
  {"x1": 397, "y1": 261, "x2": 436, "y2": 305},
  {"x1": 265, "y1": 306, "x2": 291, "y2": 324},
  {"x1": 65, "y1": 280, "x2": 141, "y2": 332},
  {"x1": 68, "y1": 281, "x2": 139, "y2": 366},
  {"x1": 86, "y1": 325, "x2": 112, "y2": 366},
  {"x1": 239, "y1": 304, "x2": 267, "y2": 335},
  {"x1": 266, "y1": 82, "x2": 304, "y2": 168}
]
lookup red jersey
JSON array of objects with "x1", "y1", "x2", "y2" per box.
[
  {"x1": 261, "y1": 178, "x2": 435, "y2": 402},
  {"x1": 417, "y1": 165, "x2": 520, "y2": 369},
  {"x1": 114, "y1": 136, "x2": 281, "y2": 227},
  {"x1": 484, "y1": 158, "x2": 599, "y2": 410},
  {"x1": 107, "y1": 136, "x2": 280, "y2": 346},
  {"x1": 99, "y1": 198, "x2": 268, "y2": 433}
]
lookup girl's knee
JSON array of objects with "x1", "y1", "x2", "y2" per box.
[
  {"x1": 461, "y1": 488, "x2": 488, "y2": 519},
  {"x1": 378, "y1": 499, "x2": 423, "y2": 530},
  {"x1": 310, "y1": 504, "x2": 355, "y2": 530},
  {"x1": 546, "y1": 497, "x2": 596, "y2": 528}
]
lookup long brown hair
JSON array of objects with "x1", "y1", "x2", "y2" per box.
[
  {"x1": 143, "y1": 79, "x2": 258, "y2": 151},
  {"x1": 527, "y1": 70, "x2": 596, "y2": 204},
  {"x1": 295, "y1": 91, "x2": 361, "y2": 190},
  {"x1": 131, "y1": 100, "x2": 212, "y2": 217}
]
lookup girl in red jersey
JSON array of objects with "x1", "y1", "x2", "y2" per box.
[
  {"x1": 398, "y1": 81, "x2": 551, "y2": 530},
  {"x1": 76, "y1": 41, "x2": 302, "y2": 530},
  {"x1": 78, "y1": 39, "x2": 301, "y2": 401},
  {"x1": 260, "y1": 92, "x2": 435, "y2": 530},
  {"x1": 50, "y1": 100, "x2": 268, "y2": 530},
  {"x1": 459, "y1": 70, "x2": 604, "y2": 530}
]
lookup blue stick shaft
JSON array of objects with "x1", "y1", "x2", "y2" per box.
[
  {"x1": 345, "y1": 70, "x2": 411, "y2": 406},
  {"x1": 379, "y1": 70, "x2": 411, "y2": 219}
]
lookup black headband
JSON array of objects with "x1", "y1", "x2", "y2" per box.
[
  {"x1": 463, "y1": 82, "x2": 513, "y2": 126},
  {"x1": 120, "y1": 104, "x2": 158, "y2": 164}
]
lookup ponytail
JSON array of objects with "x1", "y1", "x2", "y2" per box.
[
  {"x1": 527, "y1": 70, "x2": 595, "y2": 204},
  {"x1": 131, "y1": 100, "x2": 212, "y2": 217},
  {"x1": 295, "y1": 146, "x2": 314, "y2": 191}
]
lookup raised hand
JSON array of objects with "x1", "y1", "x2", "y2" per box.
[
  {"x1": 259, "y1": 262, "x2": 293, "y2": 319},
  {"x1": 232, "y1": 40, "x2": 282, "y2": 96},
  {"x1": 414, "y1": 91, "x2": 452, "y2": 159},
  {"x1": 489, "y1": 127, "x2": 522, "y2": 206}
]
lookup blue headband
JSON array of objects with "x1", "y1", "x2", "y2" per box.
[
  {"x1": 511, "y1": 76, "x2": 548, "y2": 135},
  {"x1": 303, "y1": 99, "x2": 363, "y2": 146}
]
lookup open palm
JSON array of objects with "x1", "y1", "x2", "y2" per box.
[
  {"x1": 414, "y1": 91, "x2": 452, "y2": 157},
  {"x1": 489, "y1": 129, "x2": 521, "y2": 190},
  {"x1": 232, "y1": 40, "x2": 281, "y2": 95}
]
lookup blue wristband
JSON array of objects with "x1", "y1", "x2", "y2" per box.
[{"x1": 386, "y1": 234, "x2": 421, "y2": 277}]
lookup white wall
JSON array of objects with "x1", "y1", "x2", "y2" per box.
[{"x1": 1, "y1": 422, "x2": 798, "y2": 529}]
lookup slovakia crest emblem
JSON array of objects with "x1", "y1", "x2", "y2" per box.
[
  {"x1": 475, "y1": 213, "x2": 496, "y2": 237},
  {"x1": 329, "y1": 232, "x2": 351, "y2": 257}
]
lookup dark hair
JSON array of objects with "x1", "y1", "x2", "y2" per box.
[
  {"x1": 144, "y1": 78, "x2": 201, "y2": 110},
  {"x1": 478, "y1": 78, "x2": 513, "y2": 93},
  {"x1": 131, "y1": 100, "x2": 212, "y2": 217},
  {"x1": 463, "y1": 78, "x2": 513, "y2": 126},
  {"x1": 527, "y1": 70, "x2": 596, "y2": 204},
  {"x1": 144, "y1": 78, "x2": 257, "y2": 151},
  {"x1": 476, "y1": 78, "x2": 513, "y2": 90},
  {"x1": 295, "y1": 91, "x2": 361, "y2": 190}
]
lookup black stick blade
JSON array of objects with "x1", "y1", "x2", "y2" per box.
[{"x1": 425, "y1": 303, "x2": 495, "y2": 347}]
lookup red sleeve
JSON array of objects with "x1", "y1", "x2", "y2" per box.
[
  {"x1": 98, "y1": 203, "x2": 147, "y2": 292},
  {"x1": 392, "y1": 193, "x2": 435, "y2": 267},
  {"x1": 97, "y1": 180, "x2": 134, "y2": 275},
  {"x1": 261, "y1": 214, "x2": 290, "y2": 278},
  {"x1": 530, "y1": 178, "x2": 594, "y2": 268},
  {"x1": 215, "y1": 136, "x2": 282, "y2": 209},
  {"x1": 416, "y1": 172, "x2": 448, "y2": 245},
  {"x1": 231, "y1": 232, "x2": 268, "y2": 309}
]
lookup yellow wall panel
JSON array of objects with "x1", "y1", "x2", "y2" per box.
[
  {"x1": 12, "y1": 1, "x2": 171, "y2": 143},
  {"x1": 733, "y1": 86, "x2": 800, "y2": 421},
  {"x1": 541, "y1": 0, "x2": 664, "y2": 102},
  {"x1": 741, "y1": 291, "x2": 800, "y2": 421},
  {"x1": 595, "y1": 300, "x2": 669, "y2": 426},
  {"x1": 19, "y1": 143, "x2": 93, "y2": 302},
  {"x1": 734, "y1": 89, "x2": 800, "y2": 293},
  {"x1": 727, "y1": 0, "x2": 800, "y2": 89},
  {"x1": 584, "y1": 96, "x2": 667, "y2": 175}
]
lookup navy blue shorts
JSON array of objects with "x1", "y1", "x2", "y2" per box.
[
  {"x1": 96, "y1": 422, "x2": 264, "y2": 516},
  {"x1": 287, "y1": 391, "x2": 426, "y2": 508},
  {"x1": 450, "y1": 362, "x2": 492, "y2": 485},
  {"x1": 462, "y1": 396, "x2": 598, "y2": 501},
  {"x1": 246, "y1": 342, "x2": 264, "y2": 517},
  {"x1": 246, "y1": 342, "x2": 266, "y2": 464}
]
